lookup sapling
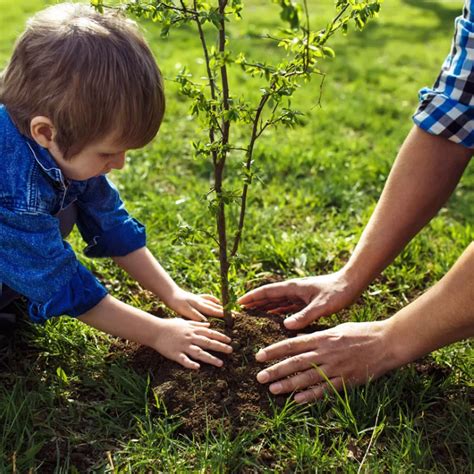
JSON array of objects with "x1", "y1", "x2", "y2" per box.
[{"x1": 93, "y1": 0, "x2": 381, "y2": 329}]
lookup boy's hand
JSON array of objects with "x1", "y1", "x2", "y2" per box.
[
  {"x1": 166, "y1": 288, "x2": 224, "y2": 321},
  {"x1": 153, "y1": 318, "x2": 232, "y2": 369}
]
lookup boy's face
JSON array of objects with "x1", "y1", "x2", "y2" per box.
[
  {"x1": 30, "y1": 116, "x2": 127, "y2": 181},
  {"x1": 49, "y1": 135, "x2": 127, "y2": 181}
]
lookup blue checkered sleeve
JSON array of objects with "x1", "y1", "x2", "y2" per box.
[{"x1": 413, "y1": 0, "x2": 474, "y2": 148}]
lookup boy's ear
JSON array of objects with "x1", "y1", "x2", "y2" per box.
[{"x1": 30, "y1": 116, "x2": 56, "y2": 148}]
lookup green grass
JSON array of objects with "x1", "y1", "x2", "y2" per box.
[{"x1": 1, "y1": 0, "x2": 473, "y2": 471}]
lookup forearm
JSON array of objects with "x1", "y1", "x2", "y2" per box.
[
  {"x1": 385, "y1": 243, "x2": 474, "y2": 367},
  {"x1": 112, "y1": 247, "x2": 179, "y2": 304},
  {"x1": 78, "y1": 294, "x2": 161, "y2": 348},
  {"x1": 344, "y1": 126, "x2": 471, "y2": 292}
]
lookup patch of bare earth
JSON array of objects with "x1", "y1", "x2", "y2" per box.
[{"x1": 121, "y1": 311, "x2": 308, "y2": 436}]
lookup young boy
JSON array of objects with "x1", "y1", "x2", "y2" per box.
[{"x1": 0, "y1": 3, "x2": 232, "y2": 369}]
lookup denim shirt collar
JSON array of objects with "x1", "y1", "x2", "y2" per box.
[
  {"x1": 25, "y1": 138, "x2": 67, "y2": 187},
  {"x1": 0, "y1": 104, "x2": 66, "y2": 187}
]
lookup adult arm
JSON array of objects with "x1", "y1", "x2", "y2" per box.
[
  {"x1": 255, "y1": 242, "x2": 474, "y2": 403},
  {"x1": 239, "y1": 127, "x2": 472, "y2": 329}
]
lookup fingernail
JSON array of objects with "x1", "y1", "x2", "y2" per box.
[
  {"x1": 255, "y1": 349, "x2": 266, "y2": 361},
  {"x1": 284, "y1": 317, "x2": 297, "y2": 329},
  {"x1": 294, "y1": 393, "x2": 306, "y2": 404},
  {"x1": 270, "y1": 382, "x2": 282, "y2": 394},
  {"x1": 257, "y1": 370, "x2": 269, "y2": 383}
]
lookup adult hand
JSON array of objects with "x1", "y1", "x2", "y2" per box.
[
  {"x1": 153, "y1": 318, "x2": 232, "y2": 369},
  {"x1": 238, "y1": 270, "x2": 362, "y2": 329},
  {"x1": 166, "y1": 288, "x2": 224, "y2": 322},
  {"x1": 255, "y1": 320, "x2": 398, "y2": 403}
]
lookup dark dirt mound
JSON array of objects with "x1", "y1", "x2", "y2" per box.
[{"x1": 124, "y1": 311, "x2": 313, "y2": 436}]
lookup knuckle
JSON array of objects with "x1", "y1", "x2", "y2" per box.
[
  {"x1": 302, "y1": 370, "x2": 318, "y2": 386},
  {"x1": 287, "y1": 280, "x2": 299, "y2": 290},
  {"x1": 267, "y1": 367, "x2": 281, "y2": 379},
  {"x1": 285, "y1": 339, "x2": 297, "y2": 351},
  {"x1": 293, "y1": 355, "x2": 307, "y2": 366},
  {"x1": 194, "y1": 347, "x2": 204, "y2": 356}
]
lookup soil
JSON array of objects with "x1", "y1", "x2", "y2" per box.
[
  {"x1": 120, "y1": 310, "x2": 324, "y2": 436},
  {"x1": 2, "y1": 296, "x2": 461, "y2": 470}
]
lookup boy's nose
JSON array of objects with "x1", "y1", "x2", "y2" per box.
[{"x1": 112, "y1": 153, "x2": 126, "y2": 170}]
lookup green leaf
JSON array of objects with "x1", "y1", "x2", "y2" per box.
[{"x1": 56, "y1": 367, "x2": 69, "y2": 384}]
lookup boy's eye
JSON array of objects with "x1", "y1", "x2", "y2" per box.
[{"x1": 100, "y1": 153, "x2": 114, "y2": 158}]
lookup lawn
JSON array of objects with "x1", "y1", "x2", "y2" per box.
[{"x1": 0, "y1": 0, "x2": 473, "y2": 472}]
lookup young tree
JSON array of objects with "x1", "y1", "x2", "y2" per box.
[{"x1": 93, "y1": 0, "x2": 381, "y2": 328}]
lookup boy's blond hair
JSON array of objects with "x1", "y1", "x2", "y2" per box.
[{"x1": 0, "y1": 3, "x2": 165, "y2": 158}]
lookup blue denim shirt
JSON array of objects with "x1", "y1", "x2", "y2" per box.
[{"x1": 0, "y1": 104, "x2": 146, "y2": 323}]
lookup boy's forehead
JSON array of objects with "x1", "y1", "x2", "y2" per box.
[{"x1": 92, "y1": 133, "x2": 127, "y2": 151}]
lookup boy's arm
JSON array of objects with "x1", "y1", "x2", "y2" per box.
[
  {"x1": 78, "y1": 294, "x2": 232, "y2": 369},
  {"x1": 75, "y1": 178, "x2": 222, "y2": 320},
  {"x1": 239, "y1": 127, "x2": 472, "y2": 329},
  {"x1": 254, "y1": 242, "x2": 474, "y2": 403},
  {"x1": 113, "y1": 247, "x2": 223, "y2": 321}
]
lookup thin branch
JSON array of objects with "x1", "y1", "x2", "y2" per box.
[
  {"x1": 193, "y1": 0, "x2": 218, "y2": 167},
  {"x1": 230, "y1": 92, "x2": 270, "y2": 257},
  {"x1": 317, "y1": 73, "x2": 326, "y2": 108},
  {"x1": 255, "y1": 101, "x2": 278, "y2": 140},
  {"x1": 303, "y1": 0, "x2": 310, "y2": 72},
  {"x1": 193, "y1": 0, "x2": 218, "y2": 101},
  {"x1": 124, "y1": 1, "x2": 199, "y2": 16},
  {"x1": 319, "y1": 3, "x2": 350, "y2": 43},
  {"x1": 218, "y1": 0, "x2": 231, "y2": 151}
]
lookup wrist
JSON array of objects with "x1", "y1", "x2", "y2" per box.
[
  {"x1": 380, "y1": 310, "x2": 422, "y2": 371},
  {"x1": 153, "y1": 281, "x2": 182, "y2": 306},
  {"x1": 337, "y1": 265, "x2": 371, "y2": 300}
]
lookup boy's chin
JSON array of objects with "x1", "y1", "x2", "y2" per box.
[{"x1": 63, "y1": 170, "x2": 99, "y2": 181}]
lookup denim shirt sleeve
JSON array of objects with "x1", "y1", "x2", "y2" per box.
[
  {"x1": 76, "y1": 176, "x2": 146, "y2": 258},
  {"x1": 0, "y1": 206, "x2": 108, "y2": 323}
]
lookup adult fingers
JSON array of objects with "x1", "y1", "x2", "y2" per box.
[
  {"x1": 256, "y1": 350, "x2": 321, "y2": 382},
  {"x1": 188, "y1": 345, "x2": 224, "y2": 368},
  {"x1": 268, "y1": 304, "x2": 303, "y2": 315},
  {"x1": 283, "y1": 299, "x2": 330, "y2": 330},
  {"x1": 267, "y1": 365, "x2": 329, "y2": 395},
  {"x1": 294, "y1": 377, "x2": 344, "y2": 404},
  {"x1": 241, "y1": 297, "x2": 300, "y2": 311},
  {"x1": 193, "y1": 335, "x2": 233, "y2": 354},
  {"x1": 255, "y1": 334, "x2": 318, "y2": 362},
  {"x1": 195, "y1": 327, "x2": 231, "y2": 344},
  {"x1": 249, "y1": 298, "x2": 302, "y2": 312},
  {"x1": 176, "y1": 353, "x2": 200, "y2": 370},
  {"x1": 238, "y1": 281, "x2": 301, "y2": 307}
]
